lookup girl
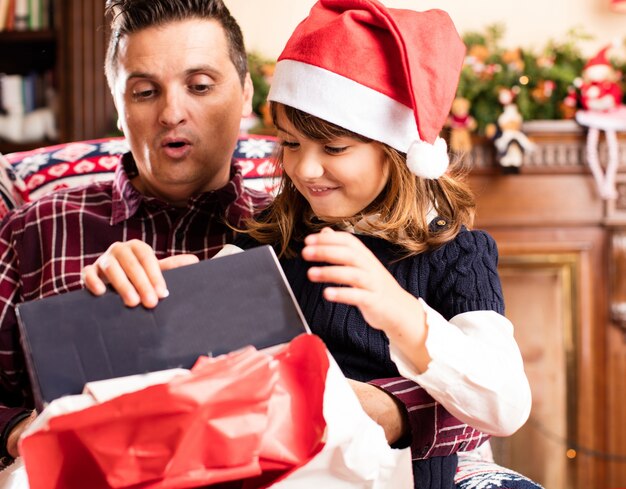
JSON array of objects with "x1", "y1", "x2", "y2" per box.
[{"x1": 85, "y1": 1, "x2": 532, "y2": 487}]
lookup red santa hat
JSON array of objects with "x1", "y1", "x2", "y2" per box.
[
  {"x1": 584, "y1": 45, "x2": 612, "y2": 71},
  {"x1": 267, "y1": 0, "x2": 466, "y2": 179}
]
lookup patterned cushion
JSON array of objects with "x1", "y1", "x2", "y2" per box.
[
  {"x1": 455, "y1": 453, "x2": 544, "y2": 489},
  {"x1": 0, "y1": 153, "x2": 21, "y2": 216},
  {"x1": 0, "y1": 135, "x2": 279, "y2": 218}
]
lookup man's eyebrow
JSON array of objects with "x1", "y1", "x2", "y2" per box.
[
  {"x1": 184, "y1": 65, "x2": 222, "y2": 76},
  {"x1": 126, "y1": 71, "x2": 153, "y2": 81},
  {"x1": 125, "y1": 66, "x2": 221, "y2": 81}
]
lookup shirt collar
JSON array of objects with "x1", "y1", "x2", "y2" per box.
[{"x1": 110, "y1": 153, "x2": 248, "y2": 225}]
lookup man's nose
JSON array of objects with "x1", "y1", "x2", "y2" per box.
[{"x1": 158, "y1": 90, "x2": 187, "y2": 127}]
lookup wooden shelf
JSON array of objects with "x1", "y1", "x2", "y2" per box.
[
  {"x1": 0, "y1": 30, "x2": 56, "y2": 43},
  {"x1": 0, "y1": 31, "x2": 56, "y2": 74}
]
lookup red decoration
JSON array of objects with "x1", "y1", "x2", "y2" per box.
[
  {"x1": 611, "y1": 0, "x2": 626, "y2": 12},
  {"x1": 20, "y1": 335, "x2": 328, "y2": 489}
]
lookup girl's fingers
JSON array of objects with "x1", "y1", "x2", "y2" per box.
[
  {"x1": 322, "y1": 286, "x2": 369, "y2": 308},
  {"x1": 305, "y1": 228, "x2": 359, "y2": 246},
  {"x1": 302, "y1": 243, "x2": 360, "y2": 266},
  {"x1": 307, "y1": 265, "x2": 370, "y2": 289}
]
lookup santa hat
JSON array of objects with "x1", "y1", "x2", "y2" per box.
[
  {"x1": 584, "y1": 45, "x2": 612, "y2": 71},
  {"x1": 267, "y1": 0, "x2": 466, "y2": 179}
]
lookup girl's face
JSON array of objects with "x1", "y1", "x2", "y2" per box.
[{"x1": 276, "y1": 109, "x2": 389, "y2": 219}]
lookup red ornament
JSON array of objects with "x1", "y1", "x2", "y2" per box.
[{"x1": 611, "y1": 0, "x2": 626, "y2": 12}]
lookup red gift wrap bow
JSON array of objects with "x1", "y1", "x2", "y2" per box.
[{"x1": 20, "y1": 334, "x2": 328, "y2": 489}]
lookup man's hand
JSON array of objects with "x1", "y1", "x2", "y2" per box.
[
  {"x1": 82, "y1": 239, "x2": 198, "y2": 308},
  {"x1": 7, "y1": 411, "x2": 36, "y2": 458},
  {"x1": 348, "y1": 379, "x2": 408, "y2": 445}
]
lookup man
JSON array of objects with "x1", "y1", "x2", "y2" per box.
[
  {"x1": 0, "y1": 0, "x2": 486, "y2": 474},
  {"x1": 0, "y1": 0, "x2": 269, "y2": 466}
]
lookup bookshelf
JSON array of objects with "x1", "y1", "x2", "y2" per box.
[{"x1": 0, "y1": 0, "x2": 117, "y2": 155}]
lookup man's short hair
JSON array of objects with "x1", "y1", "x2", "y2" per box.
[{"x1": 104, "y1": 0, "x2": 248, "y2": 90}]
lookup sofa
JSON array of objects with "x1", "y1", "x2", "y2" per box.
[
  {"x1": 0, "y1": 135, "x2": 542, "y2": 489},
  {"x1": 0, "y1": 135, "x2": 280, "y2": 217}
]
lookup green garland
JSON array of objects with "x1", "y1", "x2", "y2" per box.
[
  {"x1": 247, "y1": 52, "x2": 274, "y2": 117},
  {"x1": 458, "y1": 24, "x2": 626, "y2": 134}
]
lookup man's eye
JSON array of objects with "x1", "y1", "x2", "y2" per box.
[
  {"x1": 325, "y1": 146, "x2": 347, "y2": 155},
  {"x1": 280, "y1": 141, "x2": 300, "y2": 150},
  {"x1": 189, "y1": 84, "x2": 213, "y2": 94},
  {"x1": 132, "y1": 89, "x2": 156, "y2": 101}
]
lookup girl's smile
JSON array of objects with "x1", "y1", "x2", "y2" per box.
[{"x1": 275, "y1": 107, "x2": 389, "y2": 219}]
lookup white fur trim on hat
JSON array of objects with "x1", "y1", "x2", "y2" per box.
[
  {"x1": 269, "y1": 59, "x2": 419, "y2": 154},
  {"x1": 406, "y1": 137, "x2": 449, "y2": 179}
]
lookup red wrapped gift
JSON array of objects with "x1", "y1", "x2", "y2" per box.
[{"x1": 20, "y1": 334, "x2": 328, "y2": 489}]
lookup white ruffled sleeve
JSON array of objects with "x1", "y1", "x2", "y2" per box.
[{"x1": 389, "y1": 300, "x2": 532, "y2": 436}]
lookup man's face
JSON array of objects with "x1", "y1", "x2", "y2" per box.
[{"x1": 112, "y1": 18, "x2": 253, "y2": 205}]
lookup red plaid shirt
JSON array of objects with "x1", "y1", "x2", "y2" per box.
[{"x1": 0, "y1": 154, "x2": 488, "y2": 465}]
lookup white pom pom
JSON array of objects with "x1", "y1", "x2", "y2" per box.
[{"x1": 406, "y1": 137, "x2": 449, "y2": 179}]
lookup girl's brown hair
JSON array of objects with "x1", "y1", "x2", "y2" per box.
[{"x1": 243, "y1": 103, "x2": 476, "y2": 258}]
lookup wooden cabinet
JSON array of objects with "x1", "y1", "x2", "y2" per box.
[
  {"x1": 0, "y1": 0, "x2": 116, "y2": 154},
  {"x1": 469, "y1": 133, "x2": 626, "y2": 488}
]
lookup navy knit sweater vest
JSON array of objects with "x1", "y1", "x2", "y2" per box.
[{"x1": 236, "y1": 227, "x2": 505, "y2": 489}]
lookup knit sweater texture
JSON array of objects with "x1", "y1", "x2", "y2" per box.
[{"x1": 236, "y1": 226, "x2": 505, "y2": 489}]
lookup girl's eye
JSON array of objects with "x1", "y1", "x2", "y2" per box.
[
  {"x1": 280, "y1": 141, "x2": 300, "y2": 150},
  {"x1": 325, "y1": 145, "x2": 347, "y2": 155}
]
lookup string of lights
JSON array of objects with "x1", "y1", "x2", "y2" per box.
[{"x1": 527, "y1": 418, "x2": 626, "y2": 462}]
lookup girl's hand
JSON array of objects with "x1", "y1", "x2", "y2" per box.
[
  {"x1": 303, "y1": 228, "x2": 430, "y2": 371},
  {"x1": 81, "y1": 239, "x2": 198, "y2": 308}
]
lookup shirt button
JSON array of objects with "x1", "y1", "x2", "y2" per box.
[
  {"x1": 420, "y1": 445, "x2": 430, "y2": 457},
  {"x1": 436, "y1": 219, "x2": 446, "y2": 227}
]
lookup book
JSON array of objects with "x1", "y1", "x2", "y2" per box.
[
  {"x1": 27, "y1": 0, "x2": 39, "y2": 29},
  {"x1": 0, "y1": 0, "x2": 11, "y2": 31},
  {"x1": 0, "y1": 74, "x2": 24, "y2": 115},
  {"x1": 4, "y1": 0, "x2": 16, "y2": 31},
  {"x1": 17, "y1": 245, "x2": 311, "y2": 411},
  {"x1": 13, "y1": 0, "x2": 27, "y2": 30}
]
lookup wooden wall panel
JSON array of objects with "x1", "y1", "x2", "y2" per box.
[
  {"x1": 492, "y1": 263, "x2": 570, "y2": 488},
  {"x1": 57, "y1": 0, "x2": 116, "y2": 142},
  {"x1": 471, "y1": 174, "x2": 604, "y2": 227},
  {"x1": 470, "y1": 169, "x2": 622, "y2": 488},
  {"x1": 606, "y1": 325, "x2": 626, "y2": 488}
]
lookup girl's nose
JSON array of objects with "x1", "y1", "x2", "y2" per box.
[{"x1": 293, "y1": 149, "x2": 324, "y2": 180}]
